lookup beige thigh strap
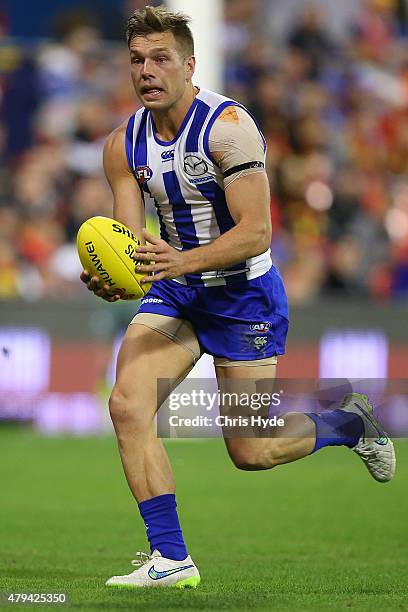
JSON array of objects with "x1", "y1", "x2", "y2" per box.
[
  {"x1": 214, "y1": 355, "x2": 278, "y2": 367},
  {"x1": 130, "y1": 313, "x2": 201, "y2": 364}
]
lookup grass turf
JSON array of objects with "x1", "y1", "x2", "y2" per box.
[{"x1": 0, "y1": 427, "x2": 407, "y2": 611}]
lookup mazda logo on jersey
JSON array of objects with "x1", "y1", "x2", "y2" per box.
[
  {"x1": 136, "y1": 165, "x2": 153, "y2": 183},
  {"x1": 183, "y1": 155, "x2": 209, "y2": 177},
  {"x1": 161, "y1": 150, "x2": 175, "y2": 161}
]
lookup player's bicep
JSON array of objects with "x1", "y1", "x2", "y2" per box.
[
  {"x1": 209, "y1": 106, "x2": 266, "y2": 188},
  {"x1": 209, "y1": 107, "x2": 271, "y2": 242},
  {"x1": 103, "y1": 126, "x2": 145, "y2": 236}
]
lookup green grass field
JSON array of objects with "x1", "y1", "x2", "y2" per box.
[{"x1": 0, "y1": 426, "x2": 407, "y2": 611}]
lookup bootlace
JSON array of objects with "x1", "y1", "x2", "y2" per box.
[
  {"x1": 131, "y1": 552, "x2": 151, "y2": 568},
  {"x1": 355, "y1": 440, "x2": 377, "y2": 461},
  {"x1": 340, "y1": 393, "x2": 371, "y2": 410},
  {"x1": 340, "y1": 394, "x2": 351, "y2": 408}
]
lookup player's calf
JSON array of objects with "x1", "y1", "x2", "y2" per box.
[
  {"x1": 224, "y1": 412, "x2": 316, "y2": 471},
  {"x1": 226, "y1": 437, "x2": 292, "y2": 471},
  {"x1": 227, "y1": 443, "x2": 271, "y2": 471}
]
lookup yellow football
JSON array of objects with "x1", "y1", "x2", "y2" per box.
[{"x1": 77, "y1": 216, "x2": 151, "y2": 300}]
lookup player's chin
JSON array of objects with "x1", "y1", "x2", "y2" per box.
[
  {"x1": 139, "y1": 92, "x2": 169, "y2": 109},
  {"x1": 142, "y1": 100, "x2": 169, "y2": 111}
]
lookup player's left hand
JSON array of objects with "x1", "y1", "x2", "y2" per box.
[{"x1": 134, "y1": 229, "x2": 188, "y2": 283}]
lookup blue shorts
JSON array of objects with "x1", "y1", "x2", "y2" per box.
[{"x1": 137, "y1": 266, "x2": 289, "y2": 361}]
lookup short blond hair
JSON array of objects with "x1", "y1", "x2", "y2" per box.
[{"x1": 126, "y1": 5, "x2": 194, "y2": 57}]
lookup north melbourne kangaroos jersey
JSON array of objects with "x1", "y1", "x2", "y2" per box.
[{"x1": 125, "y1": 88, "x2": 272, "y2": 287}]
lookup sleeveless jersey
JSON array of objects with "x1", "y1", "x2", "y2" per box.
[{"x1": 125, "y1": 88, "x2": 272, "y2": 287}]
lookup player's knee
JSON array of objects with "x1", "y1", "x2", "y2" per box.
[
  {"x1": 108, "y1": 386, "x2": 132, "y2": 426},
  {"x1": 108, "y1": 385, "x2": 151, "y2": 433}
]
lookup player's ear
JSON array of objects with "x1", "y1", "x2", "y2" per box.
[{"x1": 185, "y1": 55, "x2": 196, "y2": 81}]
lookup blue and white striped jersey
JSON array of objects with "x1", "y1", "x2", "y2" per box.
[{"x1": 125, "y1": 88, "x2": 272, "y2": 287}]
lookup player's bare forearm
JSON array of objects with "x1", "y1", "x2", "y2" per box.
[
  {"x1": 183, "y1": 172, "x2": 272, "y2": 272},
  {"x1": 183, "y1": 222, "x2": 270, "y2": 273},
  {"x1": 135, "y1": 221, "x2": 270, "y2": 283}
]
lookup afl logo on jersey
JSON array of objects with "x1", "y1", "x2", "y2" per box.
[
  {"x1": 184, "y1": 155, "x2": 208, "y2": 177},
  {"x1": 136, "y1": 165, "x2": 153, "y2": 183},
  {"x1": 250, "y1": 322, "x2": 271, "y2": 333}
]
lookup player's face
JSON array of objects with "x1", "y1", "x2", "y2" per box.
[{"x1": 129, "y1": 31, "x2": 195, "y2": 111}]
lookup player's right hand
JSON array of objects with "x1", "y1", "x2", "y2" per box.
[{"x1": 80, "y1": 270, "x2": 121, "y2": 302}]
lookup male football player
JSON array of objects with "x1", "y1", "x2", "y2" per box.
[{"x1": 81, "y1": 5, "x2": 395, "y2": 589}]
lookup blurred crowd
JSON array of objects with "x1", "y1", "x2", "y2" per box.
[{"x1": 1, "y1": 0, "x2": 408, "y2": 303}]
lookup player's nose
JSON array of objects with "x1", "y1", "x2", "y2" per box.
[{"x1": 141, "y1": 58, "x2": 155, "y2": 77}]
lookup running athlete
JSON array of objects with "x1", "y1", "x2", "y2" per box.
[{"x1": 80, "y1": 6, "x2": 396, "y2": 589}]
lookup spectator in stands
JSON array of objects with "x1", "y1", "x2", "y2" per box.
[{"x1": 287, "y1": 5, "x2": 336, "y2": 79}]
